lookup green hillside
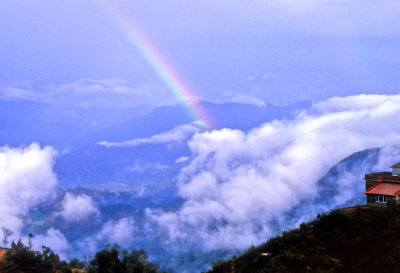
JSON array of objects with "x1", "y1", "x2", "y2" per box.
[{"x1": 208, "y1": 205, "x2": 400, "y2": 273}]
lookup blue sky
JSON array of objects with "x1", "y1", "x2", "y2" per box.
[{"x1": 1, "y1": 0, "x2": 399, "y2": 106}]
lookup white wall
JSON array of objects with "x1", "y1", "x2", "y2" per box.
[{"x1": 392, "y1": 168, "x2": 400, "y2": 176}]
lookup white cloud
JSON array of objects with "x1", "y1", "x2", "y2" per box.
[
  {"x1": 175, "y1": 156, "x2": 189, "y2": 164},
  {"x1": 53, "y1": 79, "x2": 146, "y2": 95},
  {"x1": 222, "y1": 90, "x2": 234, "y2": 97},
  {"x1": 262, "y1": 74, "x2": 278, "y2": 80},
  {"x1": 148, "y1": 94, "x2": 400, "y2": 249},
  {"x1": 31, "y1": 228, "x2": 69, "y2": 258},
  {"x1": 98, "y1": 121, "x2": 204, "y2": 147},
  {"x1": 0, "y1": 87, "x2": 35, "y2": 101},
  {"x1": 61, "y1": 193, "x2": 99, "y2": 222},
  {"x1": 253, "y1": 0, "x2": 400, "y2": 35},
  {"x1": 98, "y1": 217, "x2": 135, "y2": 246},
  {"x1": 230, "y1": 93, "x2": 266, "y2": 107},
  {"x1": 374, "y1": 146, "x2": 400, "y2": 171},
  {"x1": 46, "y1": 79, "x2": 162, "y2": 108},
  {"x1": 0, "y1": 143, "x2": 57, "y2": 240},
  {"x1": 78, "y1": 217, "x2": 135, "y2": 252},
  {"x1": 0, "y1": 79, "x2": 176, "y2": 108},
  {"x1": 125, "y1": 161, "x2": 168, "y2": 173}
]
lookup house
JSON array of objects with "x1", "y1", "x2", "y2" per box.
[{"x1": 364, "y1": 162, "x2": 400, "y2": 206}]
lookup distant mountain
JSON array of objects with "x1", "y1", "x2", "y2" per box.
[
  {"x1": 76, "y1": 100, "x2": 311, "y2": 146},
  {"x1": 0, "y1": 98, "x2": 310, "y2": 150},
  {"x1": 208, "y1": 205, "x2": 400, "y2": 273},
  {"x1": 0, "y1": 98, "x2": 154, "y2": 149},
  {"x1": 56, "y1": 101, "x2": 311, "y2": 188}
]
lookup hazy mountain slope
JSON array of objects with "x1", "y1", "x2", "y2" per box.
[
  {"x1": 54, "y1": 142, "x2": 187, "y2": 190},
  {"x1": 314, "y1": 148, "x2": 380, "y2": 207},
  {"x1": 27, "y1": 188, "x2": 161, "y2": 242},
  {"x1": 0, "y1": 98, "x2": 154, "y2": 149}
]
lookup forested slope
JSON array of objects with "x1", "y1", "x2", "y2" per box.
[{"x1": 208, "y1": 205, "x2": 400, "y2": 273}]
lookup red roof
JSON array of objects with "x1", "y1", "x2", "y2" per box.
[
  {"x1": 365, "y1": 183, "x2": 400, "y2": 196},
  {"x1": 391, "y1": 162, "x2": 400, "y2": 168}
]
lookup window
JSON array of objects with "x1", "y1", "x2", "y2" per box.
[{"x1": 376, "y1": 195, "x2": 387, "y2": 203}]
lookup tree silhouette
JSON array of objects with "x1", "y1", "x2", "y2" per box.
[
  {"x1": 1, "y1": 227, "x2": 13, "y2": 248},
  {"x1": 28, "y1": 232, "x2": 34, "y2": 250},
  {"x1": 87, "y1": 244, "x2": 161, "y2": 273}
]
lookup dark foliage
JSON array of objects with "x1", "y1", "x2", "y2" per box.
[
  {"x1": 6, "y1": 239, "x2": 72, "y2": 273},
  {"x1": 4, "y1": 240, "x2": 166, "y2": 273},
  {"x1": 69, "y1": 258, "x2": 85, "y2": 269},
  {"x1": 87, "y1": 244, "x2": 166, "y2": 273},
  {"x1": 208, "y1": 205, "x2": 400, "y2": 273}
]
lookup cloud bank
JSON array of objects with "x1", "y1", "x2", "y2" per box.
[
  {"x1": 0, "y1": 143, "x2": 57, "y2": 239},
  {"x1": 81, "y1": 217, "x2": 136, "y2": 252},
  {"x1": 98, "y1": 217, "x2": 136, "y2": 246},
  {"x1": 0, "y1": 87, "x2": 35, "y2": 101},
  {"x1": 149, "y1": 94, "x2": 400, "y2": 249},
  {"x1": 229, "y1": 93, "x2": 266, "y2": 107},
  {"x1": 0, "y1": 79, "x2": 180, "y2": 109},
  {"x1": 31, "y1": 228, "x2": 69, "y2": 258},
  {"x1": 98, "y1": 122, "x2": 204, "y2": 147},
  {"x1": 61, "y1": 193, "x2": 99, "y2": 222},
  {"x1": 125, "y1": 161, "x2": 168, "y2": 173}
]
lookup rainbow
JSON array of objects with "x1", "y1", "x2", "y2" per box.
[{"x1": 95, "y1": 1, "x2": 215, "y2": 130}]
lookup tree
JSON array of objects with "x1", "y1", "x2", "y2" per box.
[
  {"x1": 69, "y1": 258, "x2": 85, "y2": 269},
  {"x1": 88, "y1": 244, "x2": 124, "y2": 273},
  {"x1": 87, "y1": 244, "x2": 161, "y2": 273},
  {"x1": 28, "y1": 232, "x2": 34, "y2": 250},
  {"x1": 2, "y1": 227, "x2": 13, "y2": 248},
  {"x1": 6, "y1": 239, "x2": 72, "y2": 273}
]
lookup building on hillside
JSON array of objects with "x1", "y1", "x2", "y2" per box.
[{"x1": 364, "y1": 162, "x2": 400, "y2": 206}]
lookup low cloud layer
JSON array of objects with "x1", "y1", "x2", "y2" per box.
[
  {"x1": 81, "y1": 217, "x2": 136, "y2": 252},
  {"x1": 98, "y1": 217, "x2": 135, "y2": 246},
  {"x1": 125, "y1": 161, "x2": 168, "y2": 173},
  {"x1": 0, "y1": 143, "x2": 57, "y2": 240},
  {"x1": 31, "y1": 228, "x2": 69, "y2": 258},
  {"x1": 61, "y1": 193, "x2": 99, "y2": 222},
  {"x1": 229, "y1": 93, "x2": 266, "y2": 107},
  {"x1": 98, "y1": 122, "x2": 204, "y2": 147},
  {"x1": 149, "y1": 94, "x2": 400, "y2": 249},
  {"x1": 0, "y1": 87, "x2": 36, "y2": 101},
  {"x1": 0, "y1": 79, "x2": 174, "y2": 108}
]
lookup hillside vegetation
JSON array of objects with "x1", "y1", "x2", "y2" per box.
[
  {"x1": 208, "y1": 205, "x2": 400, "y2": 273},
  {"x1": 0, "y1": 241, "x2": 165, "y2": 273},
  {"x1": 0, "y1": 240, "x2": 73, "y2": 273}
]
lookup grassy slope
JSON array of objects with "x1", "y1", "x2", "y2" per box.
[
  {"x1": 0, "y1": 248, "x2": 21, "y2": 273},
  {"x1": 0, "y1": 249, "x2": 8, "y2": 261},
  {"x1": 208, "y1": 205, "x2": 400, "y2": 273}
]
